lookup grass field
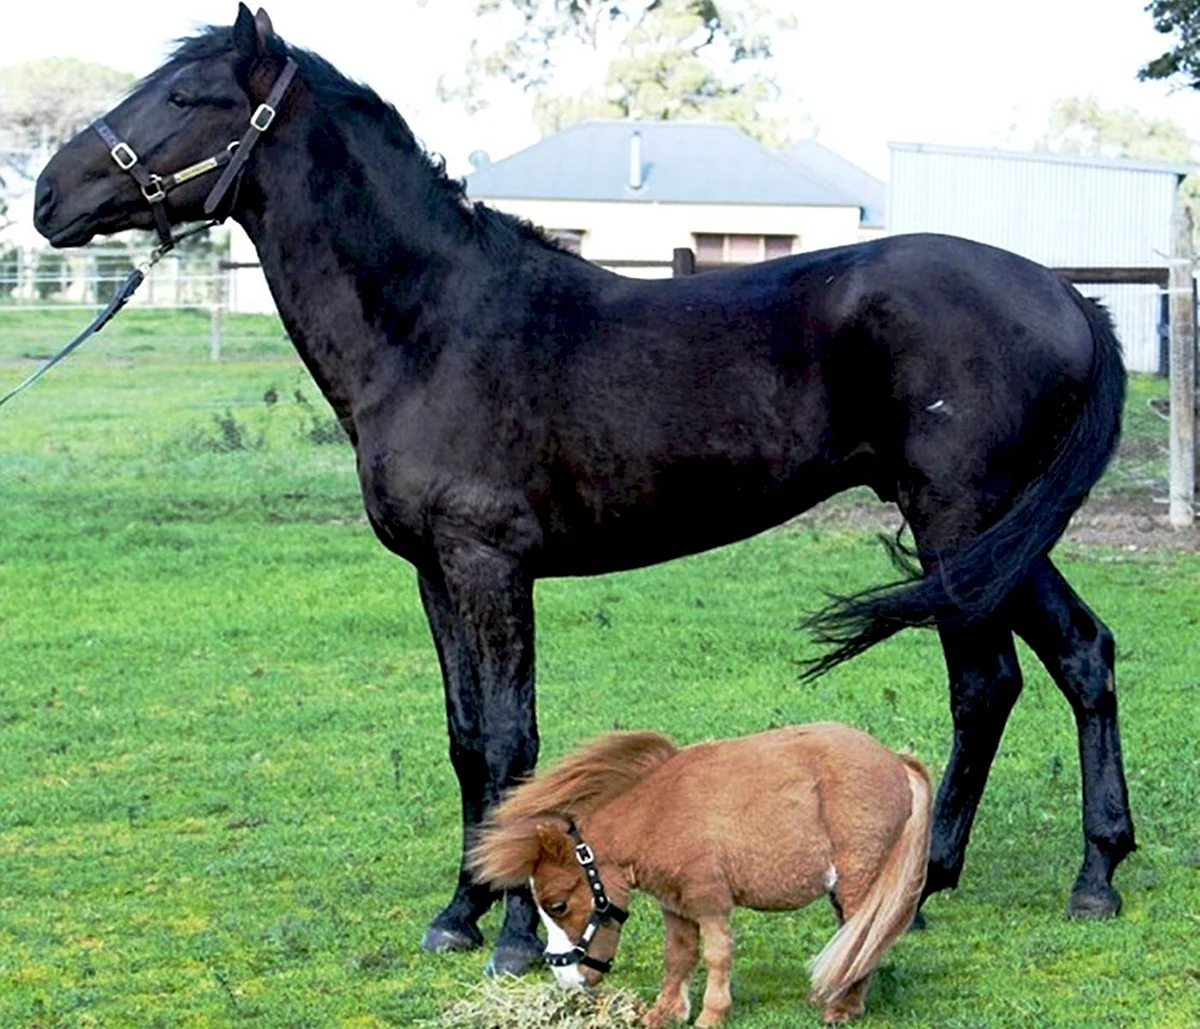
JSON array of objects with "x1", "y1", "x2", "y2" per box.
[{"x1": 1, "y1": 307, "x2": 1198, "y2": 1028}]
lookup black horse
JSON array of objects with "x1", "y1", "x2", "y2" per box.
[{"x1": 34, "y1": 5, "x2": 1134, "y2": 975}]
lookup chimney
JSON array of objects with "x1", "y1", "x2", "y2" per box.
[{"x1": 629, "y1": 130, "x2": 643, "y2": 190}]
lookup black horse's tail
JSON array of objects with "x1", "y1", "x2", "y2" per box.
[{"x1": 801, "y1": 287, "x2": 1126, "y2": 679}]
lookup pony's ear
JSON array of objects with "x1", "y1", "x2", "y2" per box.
[{"x1": 535, "y1": 820, "x2": 575, "y2": 864}]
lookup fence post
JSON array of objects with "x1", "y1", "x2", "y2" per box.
[
  {"x1": 16, "y1": 247, "x2": 35, "y2": 301},
  {"x1": 1168, "y1": 197, "x2": 1195, "y2": 529},
  {"x1": 672, "y1": 247, "x2": 696, "y2": 277},
  {"x1": 210, "y1": 266, "x2": 224, "y2": 362}
]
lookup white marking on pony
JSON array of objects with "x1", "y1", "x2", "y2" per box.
[
  {"x1": 925, "y1": 399, "x2": 946, "y2": 412},
  {"x1": 533, "y1": 880, "x2": 587, "y2": 989},
  {"x1": 825, "y1": 864, "x2": 838, "y2": 891}
]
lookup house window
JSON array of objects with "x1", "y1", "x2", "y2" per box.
[
  {"x1": 549, "y1": 229, "x2": 584, "y2": 254},
  {"x1": 693, "y1": 233, "x2": 796, "y2": 264}
]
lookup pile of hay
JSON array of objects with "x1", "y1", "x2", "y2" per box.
[{"x1": 437, "y1": 978, "x2": 648, "y2": 1029}]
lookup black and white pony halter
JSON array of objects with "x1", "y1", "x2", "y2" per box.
[{"x1": 542, "y1": 823, "x2": 629, "y2": 975}]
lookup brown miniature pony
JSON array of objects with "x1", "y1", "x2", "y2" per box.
[{"x1": 470, "y1": 723, "x2": 932, "y2": 1026}]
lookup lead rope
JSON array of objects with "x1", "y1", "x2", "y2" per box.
[{"x1": 0, "y1": 222, "x2": 216, "y2": 409}]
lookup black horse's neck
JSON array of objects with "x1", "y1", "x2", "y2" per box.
[{"x1": 232, "y1": 48, "x2": 574, "y2": 426}]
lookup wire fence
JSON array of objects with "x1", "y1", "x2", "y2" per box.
[{"x1": 0, "y1": 244, "x2": 228, "y2": 310}]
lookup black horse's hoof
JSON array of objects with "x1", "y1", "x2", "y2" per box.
[
  {"x1": 909, "y1": 910, "x2": 928, "y2": 931},
  {"x1": 421, "y1": 922, "x2": 484, "y2": 953},
  {"x1": 485, "y1": 936, "x2": 544, "y2": 977},
  {"x1": 1066, "y1": 884, "x2": 1122, "y2": 919}
]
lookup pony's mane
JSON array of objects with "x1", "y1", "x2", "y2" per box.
[
  {"x1": 147, "y1": 26, "x2": 570, "y2": 255},
  {"x1": 469, "y1": 732, "x2": 679, "y2": 888}
]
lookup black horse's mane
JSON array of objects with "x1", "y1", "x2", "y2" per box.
[{"x1": 151, "y1": 26, "x2": 569, "y2": 256}]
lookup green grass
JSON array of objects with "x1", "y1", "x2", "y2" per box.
[{"x1": 1, "y1": 311, "x2": 1198, "y2": 1028}]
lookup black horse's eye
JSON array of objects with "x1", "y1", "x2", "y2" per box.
[
  {"x1": 167, "y1": 91, "x2": 192, "y2": 109},
  {"x1": 547, "y1": 900, "x2": 568, "y2": 917}
]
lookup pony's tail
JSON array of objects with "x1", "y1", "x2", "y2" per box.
[
  {"x1": 801, "y1": 288, "x2": 1125, "y2": 679},
  {"x1": 808, "y1": 755, "x2": 932, "y2": 1004}
]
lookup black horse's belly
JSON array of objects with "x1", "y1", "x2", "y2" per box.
[{"x1": 531, "y1": 449, "x2": 859, "y2": 576}]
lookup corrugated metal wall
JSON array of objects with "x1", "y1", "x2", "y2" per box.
[{"x1": 888, "y1": 144, "x2": 1185, "y2": 372}]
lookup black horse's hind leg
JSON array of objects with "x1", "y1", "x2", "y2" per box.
[
  {"x1": 1010, "y1": 556, "x2": 1134, "y2": 917},
  {"x1": 416, "y1": 555, "x2": 542, "y2": 975},
  {"x1": 922, "y1": 618, "x2": 1025, "y2": 901}
]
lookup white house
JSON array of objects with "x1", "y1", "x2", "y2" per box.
[{"x1": 464, "y1": 120, "x2": 885, "y2": 276}]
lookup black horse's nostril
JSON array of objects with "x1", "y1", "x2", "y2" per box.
[{"x1": 34, "y1": 175, "x2": 57, "y2": 227}]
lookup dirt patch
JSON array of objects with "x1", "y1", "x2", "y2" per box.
[
  {"x1": 790, "y1": 493, "x2": 1199, "y2": 554},
  {"x1": 1063, "y1": 494, "x2": 1199, "y2": 553}
]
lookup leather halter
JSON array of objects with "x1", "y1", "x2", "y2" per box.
[
  {"x1": 90, "y1": 57, "x2": 298, "y2": 250},
  {"x1": 542, "y1": 823, "x2": 630, "y2": 975}
]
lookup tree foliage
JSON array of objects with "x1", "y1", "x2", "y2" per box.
[
  {"x1": 448, "y1": 0, "x2": 798, "y2": 143},
  {"x1": 0, "y1": 58, "x2": 133, "y2": 184},
  {"x1": 1038, "y1": 95, "x2": 1192, "y2": 162},
  {"x1": 1140, "y1": 0, "x2": 1200, "y2": 86}
]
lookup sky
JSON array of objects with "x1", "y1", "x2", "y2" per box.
[{"x1": 2, "y1": 0, "x2": 1199, "y2": 181}]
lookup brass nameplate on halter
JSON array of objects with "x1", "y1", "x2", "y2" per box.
[{"x1": 173, "y1": 156, "x2": 221, "y2": 185}]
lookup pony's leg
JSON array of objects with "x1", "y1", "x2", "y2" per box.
[
  {"x1": 694, "y1": 916, "x2": 734, "y2": 1028},
  {"x1": 819, "y1": 974, "x2": 873, "y2": 1025},
  {"x1": 816, "y1": 864, "x2": 880, "y2": 1023},
  {"x1": 922, "y1": 618, "x2": 1025, "y2": 900},
  {"x1": 416, "y1": 556, "x2": 542, "y2": 975},
  {"x1": 1010, "y1": 556, "x2": 1134, "y2": 917},
  {"x1": 644, "y1": 909, "x2": 698, "y2": 1028}
]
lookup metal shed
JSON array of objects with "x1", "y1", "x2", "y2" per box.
[{"x1": 888, "y1": 142, "x2": 1192, "y2": 372}]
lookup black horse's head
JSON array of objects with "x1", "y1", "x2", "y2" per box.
[{"x1": 35, "y1": 4, "x2": 287, "y2": 247}]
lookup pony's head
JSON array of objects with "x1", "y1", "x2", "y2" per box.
[
  {"x1": 471, "y1": 815, "x2": 630, "y2": 989},
  {"x1": 34, "y1": 4, "x2": 287, "y2": 247},
  {"x1": 469, "y1": 731, "x2": 677, "y2": 987}
]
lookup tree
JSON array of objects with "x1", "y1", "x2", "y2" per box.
[
  {"x1": 1038, "y1": 95, "x2": 1192, "y2": 163},
  {"x1": 445, "y1": 0, "x2": 800, "y2": 143},
  {"x1": 1140, "y1": 0, "x2": 1200, "y2": 86},
  {"x1": 0, "y1": 58, "x2": 133, "y2": 188}
]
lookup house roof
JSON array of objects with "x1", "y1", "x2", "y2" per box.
[
  {"x1": 465, "y1": 119, "x2": 864, "y2": 210},
  {"x1": 889, "y1": 141, "x2": 1193, "y2": 179},
  {"x1": 782, "y1": 139, "x2": 887, "y2": 228}
]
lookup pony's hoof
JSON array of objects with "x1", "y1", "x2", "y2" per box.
[
  {"x1": 1066, "y1": 884, "x2": 1122, "y2": 919},
  {"x1": 909, "y1": 909, "x2": 928, "y2": 931},
  {"x1": 420, "y1": 922, "x2": 483, "y2": 953},
  {"x1": 485, "y1": 936, "x2": 543, "y2": 977}
]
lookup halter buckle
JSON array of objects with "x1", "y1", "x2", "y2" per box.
[
  {"x1": 110, "y1": 142, "x2": 138, "y2": 171},
  {"x1": 250, "y1": 102, "x2": 276, "y2": 132},
  {"x1": 574, "y1": 842, "x2": 595, "y2": 865},
  {"x1": 141, "y1": 175, "x2": 166, "y2": 204}
]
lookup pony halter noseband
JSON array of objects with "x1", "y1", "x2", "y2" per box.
[
  {"x1": 542, "y1": 823, "x2": 629, "y2": 975},
  {"x1": 90, "y1": 56, "x2": 298, "y2": 251}
]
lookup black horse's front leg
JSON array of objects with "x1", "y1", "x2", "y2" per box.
[{"x1": 416, "y1": 538, "x2": 542, "y2": 975}]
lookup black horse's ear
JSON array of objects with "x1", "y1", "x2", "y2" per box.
[
  {"x1": 234, "y1": 4, "x2": 283, "y2": 63},
  {"x1": 254, "y1": 8, "x2": 275, "y2": 43},
  {"x1": 233, "y1": 3, "x2": 257, "y2": 59}
]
